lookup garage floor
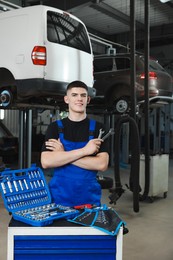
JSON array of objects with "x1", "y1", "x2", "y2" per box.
[{"x1": 0, "y1": 158, "x2": 173, "y2": 260}]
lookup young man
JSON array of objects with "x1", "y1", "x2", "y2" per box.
[{"x1": 41, "y1": 80, "x2": 109, "y2": 207}]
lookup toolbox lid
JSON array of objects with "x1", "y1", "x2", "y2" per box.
[{"x1": 0, "y1": 166, "x2": 51, "y2": 213}]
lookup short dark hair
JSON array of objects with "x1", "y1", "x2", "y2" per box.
[{"x1": 66, "y1": 80, "x2": 88, "y2": 93}]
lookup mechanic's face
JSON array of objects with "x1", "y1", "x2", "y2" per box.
[{"x1": 64, "y1": 87, "x2": 90, "y2": 113}]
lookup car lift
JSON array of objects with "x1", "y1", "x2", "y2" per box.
[
  {"x1": 17, "y1": 103, "x2": 58, "y2": 169},
  {"x1": 18, "y1": 109, "x2": 32, "y2": 169}
]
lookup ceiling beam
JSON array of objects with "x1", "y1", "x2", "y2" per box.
[
  {"x1": 90, "y1": 1, "x2": 144, "y2": 30},
  {"x1": 113, "y1": 21, "x2": 173, "y2": 50},
  {"x1": 26, "y1": 0, "x2": 92, "y2": 10}
]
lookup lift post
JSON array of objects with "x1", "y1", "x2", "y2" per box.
[{"x1": 18, "y1": 109, "x2": 32, "y2": 169}]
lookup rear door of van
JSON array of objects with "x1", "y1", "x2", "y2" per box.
[{"x1": 44, "y1": 8, "x2": 94, "y2": 90}]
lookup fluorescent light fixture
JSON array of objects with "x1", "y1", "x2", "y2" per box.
[{"x1": 160, "y1": 0, "x2": 171, "y2": 3}]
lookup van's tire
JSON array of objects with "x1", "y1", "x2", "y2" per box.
[
  {"x1": 0, "y1": 89, "x2": 13, "y2": 107},
  {"x1": 97, "y1": 176, "x2": 113, "y2": 189}
]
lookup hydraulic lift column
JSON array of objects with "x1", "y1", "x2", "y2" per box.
[{"x1": 18, "y1": 109, "x2": 32, "y2": 169}]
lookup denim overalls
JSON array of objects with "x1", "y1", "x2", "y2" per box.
[{"x1": 49, "y1": 119, "x2": 101, "y2": 207}]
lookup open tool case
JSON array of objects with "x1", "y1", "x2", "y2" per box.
[{"x1": 0, "y1": 165, "x2": 79, "y2": 227}]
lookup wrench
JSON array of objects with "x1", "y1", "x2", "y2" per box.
[
  {"x1": 98, "y1": 128, "x2": 105, "y2": 139},
  {"x1": 102, "y1": 128, "x2": 115, "y2": 141}
]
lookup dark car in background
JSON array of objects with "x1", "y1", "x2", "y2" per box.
[{"x1": 90, "y1": 53, "x2": 173, "y2": 113}]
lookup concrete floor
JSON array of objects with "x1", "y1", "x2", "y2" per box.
[{"x1": 0, "y1": 157, "x2": 173, "y2": 260}]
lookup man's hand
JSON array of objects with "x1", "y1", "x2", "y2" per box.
[
  {"x1": 82, "y1": 138, "x2": 103, "y2": 156},
  {"x1": 45, "y1": 138, "x2": 64, "y2": 151}
]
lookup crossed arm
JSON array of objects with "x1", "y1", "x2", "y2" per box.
[{"x1": 41, "y1": 138, "x2": 109, "y2": 172}]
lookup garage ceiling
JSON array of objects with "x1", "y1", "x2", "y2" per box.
[{"x1": 64, "y1": 0, "x2": 173, "y2": 35}]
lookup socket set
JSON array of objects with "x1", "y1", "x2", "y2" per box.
[{"x1": 0, "y1": 165, "x2": 79, "y2": 226}]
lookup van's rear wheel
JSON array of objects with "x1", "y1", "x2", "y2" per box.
[{"x1": 0, "y1": 89, "x2": 13, "y2": 107}]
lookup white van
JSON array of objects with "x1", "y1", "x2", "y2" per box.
[{"x1": 0, "y1": 5, "x2": 95, "y2": 108}]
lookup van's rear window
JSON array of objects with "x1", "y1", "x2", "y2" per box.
[{"x1": 47, "y1": 11, "x2": 91, "y2": 54}]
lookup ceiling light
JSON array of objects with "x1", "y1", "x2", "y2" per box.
[{"x1": 160, "y1": 0, "x2": 171, "y2": 3}]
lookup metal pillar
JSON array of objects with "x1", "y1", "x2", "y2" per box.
[
  {"x1": 130, "y1": 0, "x2": 136, "y2": 120},
  {"x1": 18, "y1": 110, "x2": 24, "y2": 169},
  {"x1": 104, "y1": 113, "x2": 115, "y2": 166},
  {"x1": 26, "y1": 109, "x2": 32, "y2": 168},
  {"x1": 140, "y1": 0, "x2": 150, "y2": 200},
  {"x1": 18, "y1": 109, "x2": 32, "y2": 168}
]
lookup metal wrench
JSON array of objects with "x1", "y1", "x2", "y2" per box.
[
  {"x1": 102, "y1": 128, "x2": 115, "y2": 141},
  {"x1": 98, "y1": 128, "x2": 105, "y2": 139}
]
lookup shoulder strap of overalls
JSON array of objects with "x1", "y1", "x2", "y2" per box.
[
  {"x1": 89, "y1": 119, "x2": 96, "y2": 140},
  {"x1": 56, "y1": 120, "x2": 64, "y2": 139}
]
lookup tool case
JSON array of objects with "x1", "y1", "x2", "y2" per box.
[{"x1": 0, "y1": 165, "x2": 79, "y2": 227}]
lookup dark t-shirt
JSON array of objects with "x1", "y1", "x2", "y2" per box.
[{"x1": 41, "y1": 117, "x2": 109, "y2": 154}]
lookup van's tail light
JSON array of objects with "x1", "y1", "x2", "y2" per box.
[
  {"x1": 31, "y1": 46, "x2": 46, "y2": 65},
  {"x1": 140, "y1": 71, "x2": 157, "y2": 79}
]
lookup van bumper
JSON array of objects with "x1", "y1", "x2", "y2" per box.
[{"x1": 16, "y1": 79, "x2": 96, "y2": 99}]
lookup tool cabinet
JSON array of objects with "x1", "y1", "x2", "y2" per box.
[
  {"x1": 7, "y1": 218, "x2": 123, "y2": 260},
  {"x1": 2, "y1": 166, "x2": 124, "y2": 259}
]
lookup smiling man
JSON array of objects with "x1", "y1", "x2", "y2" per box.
[{"x1": 41, "y1": 80, "x2": 109, "y2": 207}]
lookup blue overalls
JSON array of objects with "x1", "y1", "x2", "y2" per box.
[{"x1": 49, "y1": 119, "x2": 101, "y2": 207}]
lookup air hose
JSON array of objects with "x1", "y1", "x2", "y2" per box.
[{"x1": 109, "y1": 115, "x2": 140, "y2": 213}]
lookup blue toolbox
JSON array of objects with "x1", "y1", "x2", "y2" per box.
[{"x1": 0, "y1": 165, "x2": 79, "y2": 227}]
